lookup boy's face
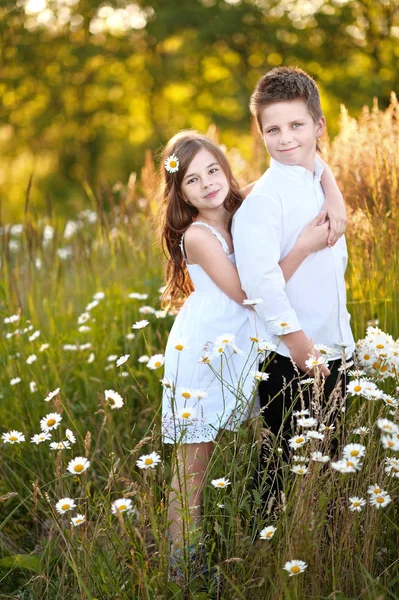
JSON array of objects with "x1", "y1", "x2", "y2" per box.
[{"x1": 259, "y1": 98, "x2": 325, "y2": 172}]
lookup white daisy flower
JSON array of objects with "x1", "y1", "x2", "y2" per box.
[
  {"x1": 93, "y1": 291, "x2": 105, "y2": 300},
  {"x1": 293, "y1": 408, "x2": 310, "y2": 417},
  {"x1": 211, "y1": 477, "x2": 231, "y2": 489},
  {"x1": 298, "y1": 378, "x2": 315, "y2": 385},
  {"x1": 78, "y1": 325, "x2": 91, "y2": 333},
  {"x1": 297, "y1": 417, "x2": 318, "y2": 429},
  {"x1": 111, "y1": 498, "x2": 133, "y2": 514},
  {"x1": 87, "y1": 352, "x2": 95, "y2": 363},
  {"x1": 31, "y1": 432, "x2": 52, "y2": 444},
  {"x1": 257, "y1": 340, "x2": 277, "y2": 353},
  {"x1": 305, "y1": 355, "x2": 327, "y2": 369},
  {"x1": 71, "y1": 514, "x2": 86, "y2": 527},
  {"x1": 214, "y1": 333, "x2": 235, "y2": 346},
  {"x1": 198, "y1": 353, "x2": 211, "y2": 364},
  {"x1": 370, "y1": 493, "x2": 392, "y2": 509},
  {"x1": 164, "y1": 154, "x2": 179, "y2": 173},
  {"x1": 10, "y1": 377, "x2": 21, "y2": 386},
  {"x1": 136, "y1": 452, "x2": 161, "y2": 470},
  {"x1": 44, "y1": 388, "x2": 60, "y2": 402},
  {"x1": 178, "y1": 406, "x2": 196, "y2": 420},
  {"x1": 28, "y1": 330, "x2": 40, "y2": 341},
  {"x1": 2, "y1": 430, "x2": 25, "y2": 444},
  {"x1": 65, "y1": 429, "x2": 76, "y2": 444},
  {"x1": 126, "y1": 333, "x2": 136, "y2": 340},
  {"x1": 39, "y1": 343, "x2": 50, "y2": 352},
  {"x1": 306, "y1": 430, "x2": 324, "y2": 440},
  {"x1": 319, "y1": 423, "x2": 335, "y2": 433},
  {"x1": 77, "y1": 312, "x2": 90, "y2": 325},
  {"x1": 384, "y1": 457, "x2": 399, "y2": 477},
  {"x1": 377, "y1": 418, "x2": 399, "y2": 434},
  {"x1": 67, "y1": 457, "x2": 90, "y2": 475},
  {"x1": 147, "y1": 354, "x2": 165, "y2": 370},
  {"x1": 155, "y1": 309, "x2": 168, "y2": 319},
  {"x1": 29, "y1": 381, "x2": 38, "y2": 393},
  {"x1": 104, "y1": 389, "x2": 124, "y2": 409},
  {"x1": 138, "y1": 355, "x2": 150, "y2": 363},
  {"x1": 352, "y1": 426, "x2": 369, "y2": 435},
  {"x1": 174, "y1": 338, "x2": 190, "y2": 351},
  {"x1": 138, "y1": 306, "x2": 156, "y2": 315},
  {"x1": 26, "y1": 354, "x2": 37, "y2": 364},
  {"x1": 342, "y1": 444, "x2": 366, "y2": 459},
  {"x1": 243, "y1": 298, "x2": 263, "y2": 306},
  {"x1": 56, "y1": 498, "x2": 76, "y2": 514},
  {"x1": 310, "y1": 452, "x2": 330, "y2": 463},
  {"x1": 283, "y1": 560, "x2": 308, "y2": 576},
  {"x1": 194, "y1": 390, "x2": 208, "y2": 399},
  {"x1": 288, "y1": 435, "x2": 308, "y2": 449},
  {"x1": 381, "y1": 435, "x2": 399, "y2": 451},
  {"x1": 314, "y1": 344, "x2": 335, "y2": 356},
  {"x1": 107, "y1": 355, "x2": 118, "y2": 362},
  {"x1": 346, "y1": 379, "x2": 377, "y2": 397},
  {"x1": 330, "y1": 458, "x2": 361, "y2": 473},
  {"x1": 86, "y1": 300, "x2": 99, "y2": 311},
  {"x1": 348, "y1": 496, "x2": 366, "y2": 512},
  {"x1": 259, "y1": 525, "x2": 276, "y2": 539},
  {"x1": 132, "y1": 320, "x2": 150, "y2": 330},
  {"x1": 160, "y1": 377, "x2": 174, "y2": 389},
  {"x1": 128, "y1": 292, "x2": 148, "y2": 300},
  {"x1": 116, "y1": 354, "x2": 130, "y2": 367},
  {"x1": 4, "y1": 314, "x2": 20, "y2": 324},
  {"x1": 291, "y1": 464, "x2": 309, "y2": 475},
  {"x1": 50, "y1": 441, "x2": 71, "y2": 450},
  {"x1": 40, "y1": 413, "x2": 62, "y2": 432},
  {"x1": 348, "y1": 369, "x2": 367, "y2": 377},
  {"x1": 292, "y1": 455, "x2": 309, "y2": 463},
  {"x1": 367, "y1": 483, "x2": 385, "y2": 497},
  {"x1": 251, "y1": 370, "x2": 270, "y2": 382},
  {"x1": 274, "y1": 320, "x2": 293, "y2": 332}
]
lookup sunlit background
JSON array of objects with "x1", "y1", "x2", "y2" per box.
[{"x1": 1, "y1": 0, "x2": 398, "y2": 219}]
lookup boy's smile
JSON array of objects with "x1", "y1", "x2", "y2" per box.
[{"x1": 259, "y1": 98, "x2": 325, "y2": 173}]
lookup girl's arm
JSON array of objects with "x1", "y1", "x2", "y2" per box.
[
  {"x1": 318, "y1": 158, "x2": 347, "y2": 247},
  {"x1": 184, "y1": 227, "x2": 247, "y2": 305}
]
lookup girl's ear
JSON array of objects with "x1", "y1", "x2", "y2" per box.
[{"x1": 315, "y1": 116, "x2": 326, "y2": 139}]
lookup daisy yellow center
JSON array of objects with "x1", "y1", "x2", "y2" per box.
[
  {"x1": 169, "y1": 160, "x2": 177, "y2": 168},
  {"x1": 347, "y1": 461, "x2": 354, "y2": 467},
  {"x1": 353, "y1": 502, "x2": 360, "y2": 507},
  {"x1": 381, "y1": 365, "x2": 388, "y2": 372},
  {"x1": 118, "y1": 504, "x2": 127, "y2": 511},
  {"x1": 388, "y1": 441, "x2": 394, "y2": 447},
  {"x1": 182, "y1": 392, "x2": 191, "y2": 399},
  {"x1": 373, "y1": 362, "x2": 379, "y2": 370},
  {"x1": 376, "y1": 496, "x2": 385, "y2": 504},
  {"x1": 392, "y1": 466, "x2": 399, "y2": 472},
  {"x1": 266, "y1": 531, "x2": 273, "y2": 538},
  {"x1": 217, "y1": 482, "x2": 225, "y2": 487},
  {"x1": 47, "y1": 419, "x2": 56, "y2": 426},
  {"x1": 297, "y1": 469, "x2": 304, "y2": 474},
  {"x1": 217, "y1": 348, "x2": 223, "y2": 353},
  {"x1": 354, "y1": 385, "x2": 362, "y2": 392},
  {"x1": 250, "y1": 337, "x2": 259, "y2": 342},
  {"x1": 9, "y1": 436, "x2": 18, "y2": 441},
  {"x1": 62, "y1": 504, "x2": 70, "y2": 510},
  {"x1": 280, "y1": 322, "x2": 288, "y2": 327},
  {"x1": 145, "y1": 458, "x2": 153, "y2": 465},
  {"x1": 374, "y1": 488, "x2": 381, "y2": 494},
  {"x1": 175, "y1": 344, "x2": 184, "y2": 351},
  {"x1": 291, "y1": 566, "x2": 300, "y2": 574},
  {"x1": 311, "y1": 360, "x2": 318, "y2": 365},
  {"x1": 155, "y1": 361, "x2": 161, "y2": 367},
  {"x1": 364, "y1": 354, "x2": 370, "y2": 360},
  {"x1": 296, "y1": 437, "x2": 304, "y2": 443},
  {"x1": 76, "y1": 518, "x2": 83, "y2": 523},
  {"x1": 376, "y1": 344, "x2": 384, "y2": 349},
  {"x1": 350, "y1": 450, "x2": 359, "y2": 456},
  {"x1": 74, "y1": 464, "x2": 84, "y2": 472},
  {"x1": 181, "y1": 411, "x2": 191, "y2": 419}
]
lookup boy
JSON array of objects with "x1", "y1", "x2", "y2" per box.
[{"x1": 232, "y1": 66, "x2": 355, "y2": 495}]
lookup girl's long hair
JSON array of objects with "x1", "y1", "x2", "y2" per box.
[{"x1": 158, "y1": 130, "x2": 243, "y2": 310}]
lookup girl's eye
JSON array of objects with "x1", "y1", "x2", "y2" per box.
[
  {"x1": 187, "y1": 177, "x2": 198, "y2": 185},
  {"x1": 209, "y1": 168, "x2": 218, "y2": 174}
]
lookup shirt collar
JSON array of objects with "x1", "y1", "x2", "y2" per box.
[{"x1": 269, "y1": 156, "x2": 324, "y2": 185}]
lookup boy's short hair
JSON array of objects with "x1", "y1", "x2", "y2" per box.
[{"x1": 250, "y1": 66, "x2": 323, "y2": 132}]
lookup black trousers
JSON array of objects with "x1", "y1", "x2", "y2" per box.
[{"x1": 255, "y1": 353, "x2": 348, "y2": 500}]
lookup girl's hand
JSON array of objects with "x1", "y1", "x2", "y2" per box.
[
  {"x1": 296, "y1": 211, "x2": 329, "y2": 254},
  {"x1": 324, "y1": 196, "x2": 347, "y2": 247}
]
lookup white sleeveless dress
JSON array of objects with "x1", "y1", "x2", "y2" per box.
[{"x1": 161, "y1": 222, "x2": 259, "y2": 444}]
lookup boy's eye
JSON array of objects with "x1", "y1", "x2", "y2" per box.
[
  {"x1": 267, "y1": 128, "x2": 278, "y2": 134},
  {"x1": 292, "y1": 123, "x2": 303, "y2": 128}
]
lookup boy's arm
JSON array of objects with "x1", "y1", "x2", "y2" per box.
[
  {"x1": 233, "y1": 194, "x2": 330, "y2": 376},
  {"x1": 318, "y1": 158, "x2": 347, "y2": 247}
]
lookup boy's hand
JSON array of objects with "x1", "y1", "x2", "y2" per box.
[{"x1": 283, "y1": 330, "x2": 331, "y2": 377}]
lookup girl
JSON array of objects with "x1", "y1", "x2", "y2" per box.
[{"x1": 158, "y1": 130, "x2": 346, "y2": 559}]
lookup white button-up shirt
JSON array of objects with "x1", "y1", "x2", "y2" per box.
[{"x1": 232, "y1": 157, "x2": 355, "y2": 359}]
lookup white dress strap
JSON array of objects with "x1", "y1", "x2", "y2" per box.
[
  {"x1": 179, "y1": 234, "x2": 187, "y2": 262},
  {"x1": 190, "y1": 221, "x2": 230, "y2": 255}
]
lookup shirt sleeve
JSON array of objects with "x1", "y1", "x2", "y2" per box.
[{"x1": 233, "y1": 192, "x2": 302, "y2": 338}]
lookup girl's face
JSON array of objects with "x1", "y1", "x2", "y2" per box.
[{"x1": 180, "y1": 148, "x2": 229, "y2": 213}]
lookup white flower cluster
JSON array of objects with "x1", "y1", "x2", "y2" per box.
[{"x1": 355, "y1": 326, "x2": 399, "y2": 381}]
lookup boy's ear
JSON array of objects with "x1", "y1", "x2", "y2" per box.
[{"x1": 315, "y1": 116, "x2": 326, "y2": 139}]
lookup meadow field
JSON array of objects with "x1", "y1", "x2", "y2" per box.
[{"x1": 0, "y1": 97, "x2": 399, "y2": 600}]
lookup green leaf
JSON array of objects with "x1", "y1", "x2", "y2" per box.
[{"x1": 0, "y1": 554, "x2": 41, "y2": 573}]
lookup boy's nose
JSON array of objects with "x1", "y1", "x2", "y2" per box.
[{"x1": 279, "y1": 130, "x2": 294, "y2": 144}]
